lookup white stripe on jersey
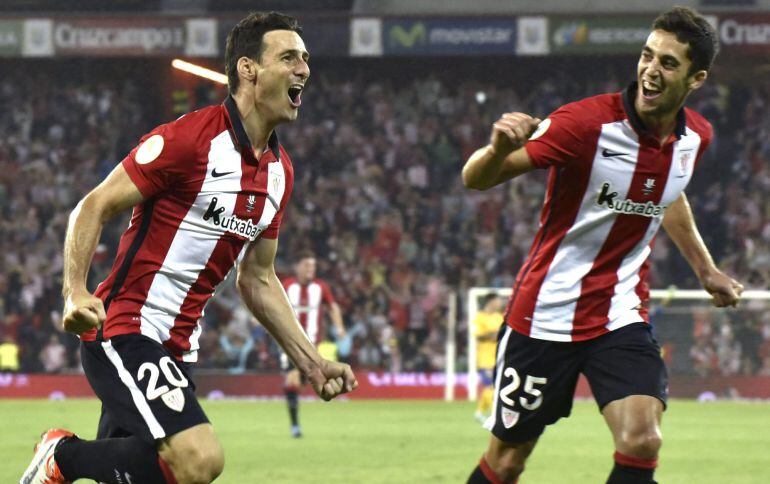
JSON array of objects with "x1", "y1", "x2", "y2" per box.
[
  {"x1": 101, "y1": 340, "x2": 166, "y2": 439},
  {"x1": 530, "y1": 121, "x2": 703, "y2": 339},
  {"x1": 530, "y1": 121, "x2": 635, "y2": 341},
  {"x1": 259, "y1": 161, "x2": 286, "y2": 227},
  {"x1": 305, "y1": 283, "x2": 322, "y2": 343},
  {"x1": 140, "y1": 130, "x2": 242, "y2": 357},
  {"x1": 606, "y1": 126, "x2": 703, "y2": 331},
  {"x1": 286, "y1": 281, "x2": 324, "y2": 344}
]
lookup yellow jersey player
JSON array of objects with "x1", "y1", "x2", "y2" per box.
[{"x1": 474, "y1": 295, "x2": 504, "y2": 423}]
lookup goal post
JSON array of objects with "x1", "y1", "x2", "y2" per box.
[{"x1": 458, "y1": 287, "x2": 770, "y2": 402}]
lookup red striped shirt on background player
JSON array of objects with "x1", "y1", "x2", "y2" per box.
[{"x1": 282, "y1": 277, "x2": 336, "y2": 345}]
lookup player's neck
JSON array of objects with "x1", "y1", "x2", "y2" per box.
[
  {"x1": 232, "y1": 91, "x2": 273, "y2": 154},
  {"x1": 634, "y1": 102, "x2": 680, "y2": 145}
]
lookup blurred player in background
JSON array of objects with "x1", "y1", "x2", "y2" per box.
[
  {"x1": 281, "y1": 250, "x2": 347, "y2": 437},
  {"x1": 462, "y1": 7, "x2": 742, "y2": 484},
  {"x1": 473, "y1": 295, "x2": 504, "y2": 423},
  {"x1": 21, "y1": 12, "x2": 357, "y2": 484}
]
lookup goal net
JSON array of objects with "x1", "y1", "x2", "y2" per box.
[{"x1": 453, "y1": 287, "x2": 770, "y2": 401}]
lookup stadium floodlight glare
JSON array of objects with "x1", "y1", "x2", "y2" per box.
[{"x1": 171, "y1": 59, "x2": 228, "y2": 85}]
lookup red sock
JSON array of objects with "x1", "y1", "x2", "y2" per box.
[
  {"x1": 613, "y1": 451, "x2": 658, "y2": 469},
  {"x1": 158, "y1": 456, "x2": 178, "y2": 484}
]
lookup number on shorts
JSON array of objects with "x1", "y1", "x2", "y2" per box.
[
  {"x1": 498, "y1": 367, "x2": 548, "y2": 411},
  {"x1": 137, "y1": 356, "x2": 189, "y2": 401}
]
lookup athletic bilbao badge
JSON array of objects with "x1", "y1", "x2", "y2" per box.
[
  {"x1": 501, "y1": 407, "x2": 520, "y2": 428},
  {"x1": 246, "y1": 194, "x2": 256, "y2": 212},
  {"x1": 161, "y1": 388, "x2": 186, "y2": 412}
]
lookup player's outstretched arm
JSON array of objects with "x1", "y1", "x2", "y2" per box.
[
  {"x1": 237, "y1": 238, "x2": 358, "y2": 400},
  {"x1": 329, "y1": 302, "x2": 347, "y2": 339},
  {"x1": 462, "y1": 112, "x2": 540, "y2": 190},
  {"x1": 62, "y1": 164, "x2": 145, "y2": 334},
  {"x1": 662, "y1": 193, "x2": 744, "y2": 307}
]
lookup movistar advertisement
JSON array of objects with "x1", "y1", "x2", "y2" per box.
[
  {"x1": 550, "y1": 17, "x2": 652, "y2": 54},
  {"x1": 383, "y1": 18, "x2": 516, "y2": 56}
]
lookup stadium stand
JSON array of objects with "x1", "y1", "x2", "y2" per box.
[{"x1": 1, "y1": 57, "x2": 768, "y2": 377}]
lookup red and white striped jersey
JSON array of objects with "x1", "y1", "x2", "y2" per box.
[
  {"x1": 83, "y1": 96, "x2": 295, "y2": 361},
  {"x1": 506, "y1": 84, "x2": 712, "y2": 342},
  {"x1": 282, "y1": 278, "x2": 336, "y2": 345}
]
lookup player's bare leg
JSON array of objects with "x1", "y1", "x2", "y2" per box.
[
  {"x1": 157, "y1": 423, "x2": 224, "y2": 484},
  {"x1": 602, "y1": 395, "x2": 663, "y2": 483},
  {"x1": 467, "y1": 434, "x2": 537, "y2": 483},
  {"x1": 284, "y1": 368, "x2": 302, "y2": 437}
]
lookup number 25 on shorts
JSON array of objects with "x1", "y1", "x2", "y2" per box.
[{"x1": 498, "y1": 367, "x2": 548, "y2": 411}]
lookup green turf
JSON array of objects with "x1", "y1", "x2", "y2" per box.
[{"x1": 5, "y1": 399, "x2": 769, "y2": 483}]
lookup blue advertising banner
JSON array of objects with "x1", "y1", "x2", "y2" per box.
[{"x1": 384, "y1": 18, "x2": 516, "y2": 56}]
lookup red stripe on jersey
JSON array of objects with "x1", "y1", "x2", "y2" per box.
[
  {"x1": 165, "y1": 144, "x2": 266, "y2": 353},
  {"x1": 166, "y1": 236, "x2": 248, "y2": 353},
  {"x1": 507, "y1": 137, "x2": 601, "y2": 335},
  {"x1": 98, "y1": 175, "x2": 206, "y2": 341},
  {"x1": 298, "y1": 284, "x2": 309, "y2": 328},
  {"x1": 572, "y1": 143, "x2": 674, "y2": 340}
]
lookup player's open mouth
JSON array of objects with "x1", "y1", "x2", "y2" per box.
[
  {"x1": 641, "y1": 80, "x2": 662, "y2": 101},
  {"x1": 288, "y1": 84, "x2": 303, "y2": 108}
]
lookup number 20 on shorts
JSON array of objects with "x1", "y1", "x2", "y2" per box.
[
  {"x1": 137, "y1": 356, "x2": 189, "y2": 401},
  {"x1": 498, "y1": 367, "x2": 548, "y2": 411}
]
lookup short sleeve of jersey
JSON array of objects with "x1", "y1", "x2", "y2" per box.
[
  {"x1": 260, "y1": 155, "x2": 294, "y2": 240},
  {"x1": 121, "y1": 123, "x2": 195, "y2": 199},
  {"x1": 525, "y1": 104, "x2": 593, "y2": 169},
  {"x1": 319, "y1": 280, "x2": 336, "y2": 305}
]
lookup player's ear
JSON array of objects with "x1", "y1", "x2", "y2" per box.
[
  {"x1": 688, "y1": 70, "x2": 707, "y2": 91},
  {"x1": 237, "y1": 57, "x2": 257, "y2": 84}
]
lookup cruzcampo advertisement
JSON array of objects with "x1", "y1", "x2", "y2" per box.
[{"x1": 551, "y1": 17, "x2": 652, "y2": 54}]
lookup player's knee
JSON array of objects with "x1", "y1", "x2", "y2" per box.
[
  {"x1": 618, "y1": 430, "x2": 662, "y2": 459},
  {"x1": 487, "y1": 443, "x2": 533, "y2": 480},
  {"x1": 173, "y1": 445, "x2": 224, "y2": 483}
]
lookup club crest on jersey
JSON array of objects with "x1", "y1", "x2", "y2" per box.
[
  {"x1": 642, "y1": 178, "x2": 656, "y2": 195},
  {"x1": 161, "y1": 387, "x2": 185, "y2": 412},
  {"x1": 679, "y1": 152, "x2": 691, "y2": 174},
  {"x1": 203, "y1": 196, "x2": 263, "y2": 240},
  {"x1": 596, "y1": 182, "x2": 665, "y2": 217},
  {"x1": 246, "y1": 194, "x2": 256, "y2": 212},
  {"x1": 501, "y1": 407, "x2": 520, "y2": 428}
]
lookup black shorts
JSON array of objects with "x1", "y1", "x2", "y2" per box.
[
  {"x1": 81, "y1": 334, "x2": 209, "y2": 444},
  {"x1": 279, "y1": 353, "x2": 307, "y2": 384},
  {"x1": 486, "y1": 323, "x2": 667, "y2": 443}
]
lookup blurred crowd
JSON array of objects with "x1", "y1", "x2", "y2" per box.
[{"x1": 0, "y1": 58, "x2": 768, "y2": 377}]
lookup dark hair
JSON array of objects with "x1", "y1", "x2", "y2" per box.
[
  {"x1": 480, "y1": 294, "x2": 500, "y2": 309},
  {"x1": 224, "y1": 11, "x2": 303, "y2": 95},
  {"x1": 652, "y1": 6, "x2": 719, "y2": 74},
  {"x1": 296, "y1": 249, "x2": 316, "y2": 261}
]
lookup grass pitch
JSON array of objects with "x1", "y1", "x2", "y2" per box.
[{"x1": 4, "y1": 399, "x2": 769, "y2": 483}]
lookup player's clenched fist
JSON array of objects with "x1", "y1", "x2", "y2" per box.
[
  {"x1": 490, "y1": 112, "x2": 541, "y2": 157},
  {"x1": 307, "y1": 360, "x2": 358, "y2": 401},
  {"x1": 62, "y1": 291, "x2": 106, "y2": 335}
]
